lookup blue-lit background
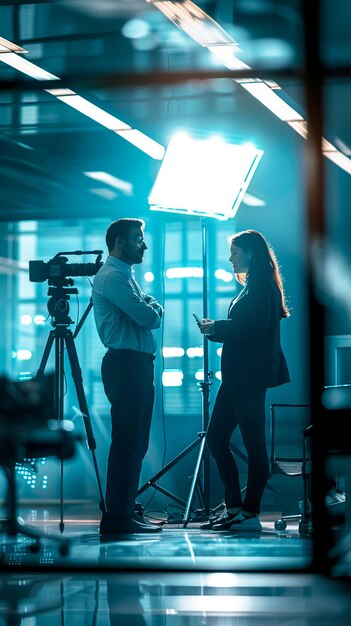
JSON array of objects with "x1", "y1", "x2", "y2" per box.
[{"x1": 0, "y1": 190, "x2": 309, "y2": 516}]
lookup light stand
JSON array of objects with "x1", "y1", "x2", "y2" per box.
[
  {"x1": 183, "y1": 217, "x2": 211, "y2": 523},
  {"x1": 36, "y1": 278, "x2": 106, "y2": 533},
  {"x1": 145, "y1": 131, "x2": 264, "y2": 525},
  {"x1": 137, "y1": 218, "x2": 212, "y2": 520}
]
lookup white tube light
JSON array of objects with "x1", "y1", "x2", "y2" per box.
[
  {"x1": 147, "y1": 0, "x2": 351, "y2": 176},
  {"x1": 0, "y1": 52, "x2": 60, "y2": 81},
  {"x1": 240, "y1": 81, "x2": 303, "y2": 122},
  {"x1": 287, "y1": 120, "x2": 308, "y2": 139},
  {"x1": 323, "y1": 151, "x2": 351, "y2": 175},
  {"x1": 54, "y1": 95, "x2": 131, "y2": 130},
  {"x1": 151, "y1": 0, "x2": 234, "y2": 47},
  {"x1": 0, "y1": 37, "x2": 27, "y2": 53},
  {"x1": 84, "y1": 171, "x2": 133, "y2": 195},
  {"x1": 115, "y1": 129, "x2": 165, "y2": 160},
  {"x1": 0, "y1": 37, "x2": 164, "y2": 160},
  {"x1": 207, "y1": 45, "x2": 250, "y2": 71}
]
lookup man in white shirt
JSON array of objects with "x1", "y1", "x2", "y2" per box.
[{"x1": 93, "y1": 218, "x2": 163, "y2": 535}]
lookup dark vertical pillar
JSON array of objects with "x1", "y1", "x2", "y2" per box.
[{"x1": 302, "y1": 0, "x2": 332, "y2": 573}]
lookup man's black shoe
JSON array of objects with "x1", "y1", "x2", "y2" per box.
[{"x1": 100, "y1": 514, "x2": 162, "y2": 536}]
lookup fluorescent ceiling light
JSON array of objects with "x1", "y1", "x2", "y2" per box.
[
  {"x1": 0, "y1": 52, "x2": 59, "y2": 80},
  {"x1": 0, "y1": 37, "x2": 27, "y2": 53},
  {"x1": 240, "y1": 81, "x2": 303, "y2": 122},
  {"x1": 46, "y1": 88, "x2": 76, "y2": 97},
  {"x1": 84, "y1": 171, "x2": 133, "y2": 195},
  {"x1": 0, "y1": 36, "x2": 164, "y2": 160},
  {"x1": 149, "y1": 0, "x2": 351, "y2": 175},
  {"x1": 149, "y1": 133, "x2": 263, "y2": 220},
  {"x1": 287, "y1": 120, "x2": 308, "y2": 140},
  {"x1": 55, "y1": 94, "x2": 131, "y2": 130},
  {"x1": 207, "y1": 45, "x2": 250, "y2": 71},
  {"x1": 115, "y1": 129, "x2": 165, "y2": 160},
  {"x1": 323, "y1": 151, "x2": 351, "y2": 175},
  {"x1": 150, "y1": 0, "x2": 235, "y2": 47}
]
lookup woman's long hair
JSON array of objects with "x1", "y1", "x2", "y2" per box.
[{"x1": 230, "y1": 229, "x2": 290, "y2": 318}]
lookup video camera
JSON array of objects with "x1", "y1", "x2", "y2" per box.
[
  {"x1": 0, "y1": 373, "x2": 77, "y2": 472},
  {"x1": 29, "y1": 250, "x2": 103, "y2": 284}
]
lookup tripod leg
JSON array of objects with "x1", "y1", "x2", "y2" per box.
[
  {"x1": 36, "y1": 331, "x2": 55, "y2": 377},
  {"x1": 137, "y1": 437, "x2": 202, "y2": 497},
  {"x1": 56, "y1": 336, "x2": 65, "y2": 533},
  {"x1": 182, "y1": 433, "x2": 207, "y2": 527},
  {"x1": 64, "y1": 333, "x2": 106, "y2": 514}
]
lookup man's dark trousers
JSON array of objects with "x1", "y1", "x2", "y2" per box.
[{"x1": 101, "y1": 349, "x2": 155, "y2": 519}]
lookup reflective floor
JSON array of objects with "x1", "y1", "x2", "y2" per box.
[
  {"x1": 1, "y1": 506, "x2": 351, "y2": 624},
  {"x1": 2, "y1": 570, "x2": 351, "y2": 625},
  {"x1": 1, "y1": 505, "x2": 312, "y2": 571}
]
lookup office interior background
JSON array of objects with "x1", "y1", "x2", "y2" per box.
[{"x1": 0, "y1": 0, "x2": 351, "y2": 578}]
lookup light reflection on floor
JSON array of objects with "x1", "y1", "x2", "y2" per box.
[
  {"x1": 0, "y1": 571, "x2": 351, "y2": 624},
  {"x1": 0, "y1": 506, "x2": 350, "y2": 624}
]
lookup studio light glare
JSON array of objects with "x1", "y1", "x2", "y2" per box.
[{"x1": 148, "y1": 133, "x2": 263, "y2": 220}]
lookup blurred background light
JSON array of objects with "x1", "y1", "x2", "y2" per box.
[
  {"x1": 20, "y1": 314, "x2": 32, "y2": 325},
  {"x1": 186, "y1": 347, "x2": 204, "y2": 358},
  {"x1": 166, "y1": 267, "x2": 203, "y2": 279},
  {"x1": 121, "y1": 19, "x2": 151, "y2": 39},
  {"x1": 215, "y1": 269, "x2": 233, "y2": 282},
  {"x1": 16, "y1": 349, "x2": 32, "y2": 360},
  {"x1": 162, "y1": 369, "x2": 184, "y2": 387},
  {"x1": 162, "y1": 347, "x2": 185, "y2": 358},
  {"x1": 144, "y1": 271, "x2": 154, "y2": 282},
  {"x1": 34, "y1": 314, "x2": 46, "y2": 325}
]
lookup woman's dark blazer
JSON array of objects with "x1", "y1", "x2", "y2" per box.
[{"x1": 209, "y1": 275, "x2": 290, "y2": 390}]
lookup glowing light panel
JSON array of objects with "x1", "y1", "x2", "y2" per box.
[{"x1": 149, "y1": 133, "x2": 263, "y2": 220}]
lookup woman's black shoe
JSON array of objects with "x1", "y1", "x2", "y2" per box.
[{"x1": 200, "y1": 510, "x2": 227, "y2": 530}]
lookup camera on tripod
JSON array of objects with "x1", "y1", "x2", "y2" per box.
[
  {"x1": 29, "y1": 250, "x2": 103, "y2": 325},
  {"x1": 29, "y1": 250, "x2": 103, "y2": 284}
]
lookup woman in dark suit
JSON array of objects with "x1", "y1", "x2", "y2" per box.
[{"x1": 198, "y1": 229, "x2": 290, "y2": 531}]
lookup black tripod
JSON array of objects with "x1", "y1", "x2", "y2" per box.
[{"x1": 36, "y1": 279, "x2": 106, "y2": 532}]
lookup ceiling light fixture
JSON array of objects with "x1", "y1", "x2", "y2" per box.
[
  {"x1": 0, "y1": 51, "x2": 60, "y2": 81},
  {"x1": 53, "y1": 94, "x2": 131, "y2": 130},
  {"x1": 84, "y1": 171, "x2": 133, "y2": 195},
  {"x1": 0, "y1": 38, "x2": 164, "y2": 160},
  {"x1": 0, "y1": 37, "x2": 27, "y2": 53},
  {"x1": 146, "y1": 0, "x2": 351, "y2": 175}
]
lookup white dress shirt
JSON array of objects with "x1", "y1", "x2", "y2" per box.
[{"x1": 92, "y1": 256, "x2": 162, "y2": 355}]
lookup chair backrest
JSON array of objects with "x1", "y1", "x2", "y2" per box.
[{"x1": 269, "y1": 403, "x2": 312, "y2": 476}]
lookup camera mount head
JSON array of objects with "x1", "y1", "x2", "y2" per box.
[{"x1": 29, "y1": 250, "x2": 103, "y2": 328}]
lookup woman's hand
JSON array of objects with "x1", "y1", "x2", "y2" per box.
[{"x1": 198, "y1": 318, "x2": 215, "y2": 335}]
